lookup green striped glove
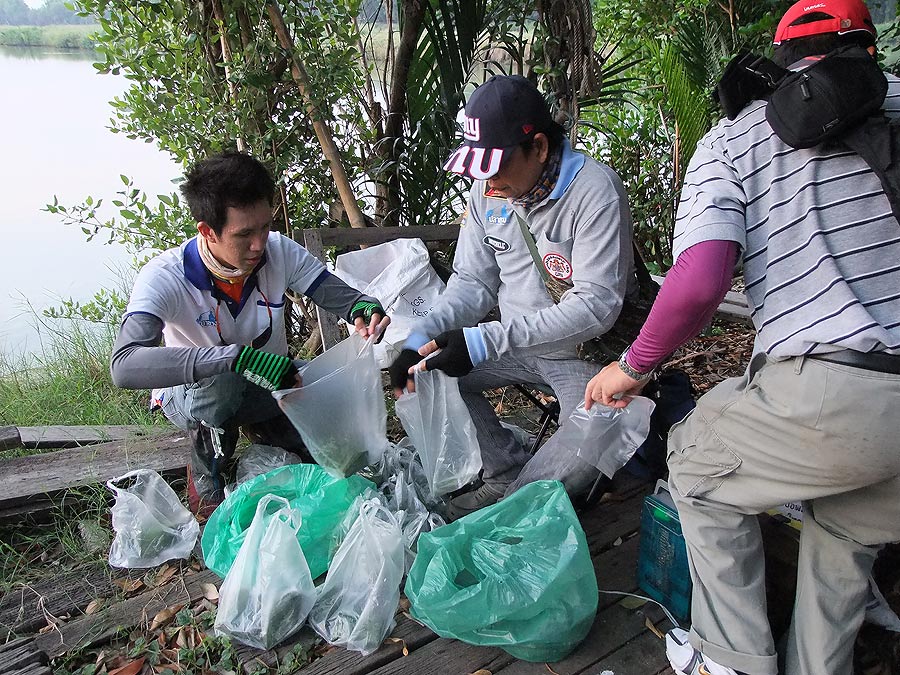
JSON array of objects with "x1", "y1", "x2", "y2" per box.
[
  {"x1": 233, "y1": 346, "x2": 298, "y2": 391},
  {"x1": 350, "y1": 299, "x2": 386, "y2": 324}
]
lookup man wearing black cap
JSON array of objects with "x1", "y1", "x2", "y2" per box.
[
  {"x1": 389, "y1": 74, "x2": 639, "y2": 518},
  {"x1": 583, "y1": 1, "x2": 900, "y2": 673}
]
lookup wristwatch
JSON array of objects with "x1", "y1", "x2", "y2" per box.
[{"x1": 618, "y1": 348, "x2": 654, "y2": 382}]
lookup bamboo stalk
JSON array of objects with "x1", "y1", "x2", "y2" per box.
[{"x1": 266, "y1": 2, "x2": 368, "y2": 230}]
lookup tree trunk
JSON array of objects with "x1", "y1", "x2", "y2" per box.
[{"x1": 266, "y1": 2, "x2": 368, "y2": 230}]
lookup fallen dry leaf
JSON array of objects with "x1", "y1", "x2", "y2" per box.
[
  {"x1": 149, "y1": 604, "x2": 184, "y2": 632},
  {"x1": 645, "y1": 615, "x2": 665, "y2": 640},
  {"x1": 85, "y1": 599, "x2": 104, "y2": 615},
  {"x1": 470, "y1": 670, "x2": 492, "y2": 675},
  {"x1": 386, "y1": 637, "x2": 409, "y2": 656},
  {"x1": 154, "y1": 564, "x2": 177, "y2": 587},
  {"x1": 38, "y1": 623, "x2": 56, "y2": 634},
  {"x1": 544, "y1": 665, "x2": 561, "y2": 675},
  {"x1": 114, "y1": 578, "x2": 145, "y2": 594},
  {"x1": 201, "y1": 582, "x2": 219, "y2": 601},
  {"x1": 109, "y1": 657, "x2": 146, "y2": 675}
]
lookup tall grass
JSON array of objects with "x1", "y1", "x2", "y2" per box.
[
  {"x1": 0, "y1": 319, "x2": 161, "y2": 429},
  {"x1": 0, "y1": 24, "x2": 97, "y2": 50}
]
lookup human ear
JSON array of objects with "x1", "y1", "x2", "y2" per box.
[
  {"x1": 534, "y1": 133, "x2": 550, "y2": 163},
  {"x1": 197, "y1": 222, "x2": 216, "y2": 242}
]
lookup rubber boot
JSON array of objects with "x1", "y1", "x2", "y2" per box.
[{"x1": 242, "y1": 413, "x2": 314, "y2": 464}]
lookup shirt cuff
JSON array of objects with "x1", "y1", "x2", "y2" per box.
[
  {"x1": 463, "y1": 326, "x2": 488, "y2": 366},
  {"x1": 403, "y1": 332, "x2": 430, "y2": 351}
]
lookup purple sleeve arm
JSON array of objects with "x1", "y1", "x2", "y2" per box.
[{"x1": 626, "y1": 240, "x2": 739, "y2": 373}]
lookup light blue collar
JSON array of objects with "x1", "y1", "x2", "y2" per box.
[{"x1": 548, "y1": 139, "x2": 585, "y2": 200}]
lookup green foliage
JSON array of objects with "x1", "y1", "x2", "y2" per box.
[{"x1": 586, "y1": 0, "x2": 794, "y2": 269}]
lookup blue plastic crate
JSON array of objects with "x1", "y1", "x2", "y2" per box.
[{"x1": 637, "y1": 480, "x2": 692, "y2": 622}]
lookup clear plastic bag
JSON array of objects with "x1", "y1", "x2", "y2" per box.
[
  {"x1": 214, "y1": 495, "x2": 316, "y2": 650},
  {"x1": 561, "y1": 397, "x2": 655, "y2": 477},
  {"x1": 275, "y1": 333, "x2": 389, "y2": 477},
  {"x1": 333, "y1": 238, "x2": 446, "y2": 369},
  {"x1": 107, "y1": 469, "x2": 199, "y2": 569},
  {"x1": 394, "y1": 369, "x2": 482, "y2": 499},
  {"x1": 308, "y1": 499, "x2": 405, "y2": 655},
  {"x1": 235, "y1": 444, "x2": 302, "y2": 485}
]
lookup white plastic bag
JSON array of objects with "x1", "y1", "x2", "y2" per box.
[
  {"x1": 308, "y1": 499, "x2": 405, "y2": 655},
  {"x1": 394, "y1": 369, "x2": 482, "y2": 500},
  {"x1": 275, "y1": 333, "x2": 389, "y2": 477},
  {"x1": 106, "y1": 469, "x2": 199, "y2": 569},
  {"x1": 333, "y1": 238, "x2": 445, "y2": 368},
  {"x1": 564, "y1": 397, "x2": 656, "y2": 477},
  {"x1": 214, "y1": 495, "x2": 316, "y2": 650},
  {"x1": 235, "y1": 444, "x2": 302, "y2": 485}
]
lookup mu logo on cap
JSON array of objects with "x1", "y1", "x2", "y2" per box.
[{"x1": 463, "y1": 115, "x2": 481, "y2": 142}]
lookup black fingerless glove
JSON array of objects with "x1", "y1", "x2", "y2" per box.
[
  {"x1": 389, "y1": 348, "x2": 422, "y2": 391},
  {"x1": 233, "y1": 346, "x2": 298, "y2": 391},
  {"x1": 427, "y1": 329, "x2": 474, "y2": 378}
]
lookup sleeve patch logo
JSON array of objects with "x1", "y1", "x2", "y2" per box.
[
  {"x1": 542, "y1": 252, "x2": 573, "y2": 280},
  {"x1": 483, "y1": 235, "x2": 511, "y2": 252}
]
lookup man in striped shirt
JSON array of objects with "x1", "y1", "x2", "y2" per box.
[{"x1": 584, "y1": 1, "x2": 900, "y2": 673}]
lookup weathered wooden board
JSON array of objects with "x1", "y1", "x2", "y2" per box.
[
  {"x1": 362, "y1": 637, "x2": 516, "y2": 675},
  {"x1": 33, "y1": 568, "x2": 218, "y2": 659},
  {"x1": 0, "y1": 565, "x2": 120, "y2": 641},
  {"x1": 0, "y1": 431, "x2": 191, "y2": 505},
  {"x1": 0, "y1": 637, "x2": 49, "y2": 675},
  {"x1": 296, "y1": 614, "x2": 438, "y2": 675},
  {"x1": 0, "y1": 426, "x2": 166, "y2": 451}
]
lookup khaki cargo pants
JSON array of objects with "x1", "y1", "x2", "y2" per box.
[{"x1": 667, "y1": 353, "x2": 900, "y2": 675}]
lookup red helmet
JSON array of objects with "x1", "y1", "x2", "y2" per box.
[{"x1": 774, "y1": 0, "x2": 877, "y2": 45}]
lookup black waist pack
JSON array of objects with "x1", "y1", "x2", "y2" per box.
[{"x1": 765, "y1": 45, "x2": 888, "y2": 149}]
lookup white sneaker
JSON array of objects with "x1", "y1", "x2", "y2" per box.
[{"x1": 666, "y1": 628, "x2": 741, "y2": 675}]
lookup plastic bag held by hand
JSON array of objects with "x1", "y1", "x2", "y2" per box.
[
  {"x1": 308, "y1": 499, "x2": 405, "y2": 655},
  {"x1": 405, "y1": 480, "x2": 598, "y2": 662},
  {"x1": 214, "y1": 495, "x2": 315, "y2": 649},
  {"x1": 201, "y1": 463, "x2": 373, "y2": 579},
  {"x1": 394, "y1": 369, "x2": 482, "y2": 499},
  {"x1": 275, "y1": 333, "x2": 389, "y2": 477},
  {"x1": 107, "y1": 469, "x2": 199, "y2": 568},
  {"x1": 333, "y1": 238, "x2": 446, "y2": 368},
  {"x1": 566, "y1": 397, "x2": 655, "y2": 477}
]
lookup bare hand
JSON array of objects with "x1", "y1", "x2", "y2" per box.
[
  {"x1": 353, "y1": 314, "x2": 390, "y2": 341},
  {"x1": 584, "y1": 361, "x2": 648, "y2": 410}
]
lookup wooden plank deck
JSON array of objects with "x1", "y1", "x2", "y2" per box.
[
  {"x1": 0, "y1": 476, "x2": 678, "y2": 675},
  {"x1": 0, "y1": 431, "x2": 190, "y2": 518},
  {"x1": 0, "y1": 425, "x2": 167, "y2": 451}
]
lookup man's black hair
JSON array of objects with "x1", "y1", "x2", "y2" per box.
[
  {"x1": 773, "y1": 12, "x2": 876, "y2": 68},
  {"x1": 521, "y1": 119, "x2": 567, "y2": 155},
  {"x1": 180, "y1": 152, "x2": 275, "y2": 235}
]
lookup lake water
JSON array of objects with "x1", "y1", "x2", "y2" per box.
[{"x1": 0, "y1": 46, "x2": 178, "y2": 356}]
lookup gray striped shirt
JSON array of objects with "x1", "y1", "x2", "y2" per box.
[{"x1": 673, "y1": 75, "x2": 900, "y2": 358}]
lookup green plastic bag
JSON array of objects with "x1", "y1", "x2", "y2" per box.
[
  {"x1": 404, "y1": 480, "x2": 598, "y2": 662},
  {"x1": 201, "y1": 464, "x2": 373, "y2": 579}
]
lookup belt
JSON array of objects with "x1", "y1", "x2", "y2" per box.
[{"x1": 809, "y1": 349, "x2": 900, "y2": 375}]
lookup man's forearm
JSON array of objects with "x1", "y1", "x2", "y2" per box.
[{"x1": 110, "y1": 313, "x2": 239, "y2": 389}]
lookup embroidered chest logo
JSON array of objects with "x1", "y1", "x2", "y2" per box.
[
  {"x1": 485, "y1": 205, "x2": 510, "y2": 225},
  {"x1": 542, "y1": 252, "x2": 573, "y2": 280},
  {"x1": 483, "y1": 235, "x2": 510, "y2": 252},
  {"x1": 196, "y1": 309, "x2": 217, "y2": 327}
]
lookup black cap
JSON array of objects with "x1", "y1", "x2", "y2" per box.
[{"x1": 444, "y1": 75, "x2": 553, "y2": 180}]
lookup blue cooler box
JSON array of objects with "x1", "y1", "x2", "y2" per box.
[{"x1": 637, "y1": 480, "x2": 691, "y2": 622}]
